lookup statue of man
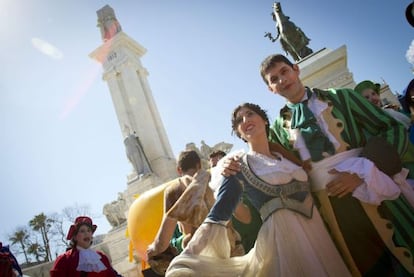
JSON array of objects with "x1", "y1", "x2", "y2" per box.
[
  {"x1": 265, "y1": 2, "x2": 313, "y2": 61},
  {"x1": 96, "y1": 5, "x2": 122, "y2": 42},
  {"x1": 124, "y1": 132, "x2": 152, "y2": 177}
]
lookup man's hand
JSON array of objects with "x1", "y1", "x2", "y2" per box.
[
  {"x1": 146, "y1": 243, "x2": 158, "y2": 260},
  {"x1": 180, "y1": 175, "x2": 193, "y2": 186},
  {"x1": 326, "y1": 169, "x2": 363, "y2": 198},
  {"x1": 146, "y1": 217, "x2": 177, "y2": 260},
  {"x1": 221, "y1": 155, "x2": 241, "y2": 177}
]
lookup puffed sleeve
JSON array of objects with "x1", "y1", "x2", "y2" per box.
[
  {"x1": 50, "y1": 253, "x2": 70, "y2": 277},
  {"x1": 207, "y1": 173, "x2": 244, "y2": 223}
]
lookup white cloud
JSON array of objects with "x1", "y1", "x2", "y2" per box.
[
  {"x1": 406, "y1": 39, "x2": 414, "y2": 65},
  {"x1": 31, "y1": 37, "x2": 63, "y2": 60}
]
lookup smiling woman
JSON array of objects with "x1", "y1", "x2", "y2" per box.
[{"x1": 166, "y1": 103, "x2": 351, "y2": 276}]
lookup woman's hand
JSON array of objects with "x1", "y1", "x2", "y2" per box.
[{"x1": 221, "y1": 156, "x2": 241, "y2": 177}]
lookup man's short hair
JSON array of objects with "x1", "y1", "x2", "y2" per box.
[
  {"x1": 177, "y1": 150, "x2": 200, "y2": 172},
  {"x1": 260, "y1": 54, "x2": 294, "y2": 84},
  {"x1": 209, "y1": 150, "x2": 226, "y2": 159}
]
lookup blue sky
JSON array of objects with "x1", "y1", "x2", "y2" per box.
[{"x1": 1, "y1": 0, "x2": 413, "y2": 256}]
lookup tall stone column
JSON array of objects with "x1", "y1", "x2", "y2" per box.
[{"x1": 89, "y1": 6, "x2": 177, "y2": 184}]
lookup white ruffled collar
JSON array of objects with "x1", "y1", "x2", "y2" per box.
[{"x1": 76, "y1": 246, "x2": 107, "y2": 272}]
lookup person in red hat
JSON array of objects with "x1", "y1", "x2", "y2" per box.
[{"x1": 50, "y1": 216, "x2": 120, "y2": 277}]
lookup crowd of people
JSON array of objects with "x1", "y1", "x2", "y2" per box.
[
  {"x1": 144, "y1": 54, "x2": 414, "y2": 277},
  {"x1": 8, "y1": 53, "x2": 412, "y2": 277}
]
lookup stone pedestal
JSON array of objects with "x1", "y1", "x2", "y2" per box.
[
  {"x1": 126, "y1": 173, "x2": 169, "y2": 202},
  {"x1": 298, "y1": 45, "x2": 355, "y2": 89}
]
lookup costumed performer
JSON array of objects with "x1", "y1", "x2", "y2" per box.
[{"x1": 50, "y1": 216, "x2": 120, "y2": 277}]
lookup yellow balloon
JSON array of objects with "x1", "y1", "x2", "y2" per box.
[{"x1": 127, "y1": 179, "x2": 177, "y2": 261}]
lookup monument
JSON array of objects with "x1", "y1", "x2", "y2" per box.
[
  {"x1": 87, "y1": 5, "x2": 236, "y2": 277},
  {"x1": 265, "y1": 2, "x2": 313, "y2": 61},
  {"x1": 264, "y1": 1, "x2": 399, "y2": 105},
  {"x1": 90, "y1": 6, "x2": 177, "y2": 187},
  {"x1": 89, "y1": 5, "x2": 181, "y2": 276}
]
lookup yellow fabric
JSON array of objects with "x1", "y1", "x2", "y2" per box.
[
  {"x1": 127, "y1": 179, "x2": 180, "y2": 262},
  {"x1": 313, "y1": 190, "x2": 361, "y2": 277}
]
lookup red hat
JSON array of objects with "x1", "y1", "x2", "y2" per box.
[{"x1": 66, "y1": 216, "x2": 97, "y2": 240}]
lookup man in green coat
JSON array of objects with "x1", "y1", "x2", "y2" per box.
[{"x1": 262, "y1": 54, "x2": 414, "y2": 276}]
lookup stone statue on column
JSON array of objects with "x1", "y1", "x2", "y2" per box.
[
  {"x1": 96, "y1": 5, "x2": 122, "y2": 42},
  {"x1": 124, "y1": 131, "x2": 152, "y2": 178}
]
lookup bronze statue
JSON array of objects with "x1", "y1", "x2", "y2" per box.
[
  {"x1": 265, "y1": 2, "x2": 313, "y2": 61},
  {"x1": 96, "y1": 5, "x2": 122, "y2": 42}
]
